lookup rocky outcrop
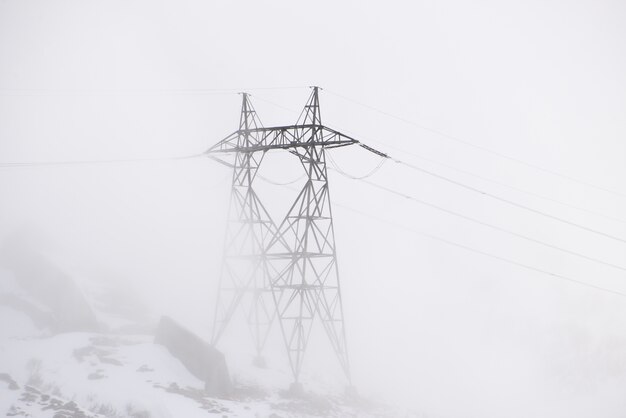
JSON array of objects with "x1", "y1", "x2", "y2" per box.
[
  {"x1": 0, "y1": 245, "x2": 100, "y2": 333},
  {"x1": 154, "y1": 316, "x2": 231, "y2": 396}
]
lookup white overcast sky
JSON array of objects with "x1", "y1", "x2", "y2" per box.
[{"x1": 1, "y1": 1, "x2": 626, "y2": 417}]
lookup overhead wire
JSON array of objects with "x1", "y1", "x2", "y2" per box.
[
  {"x1": 257, "y1": 173, "x2": 307, "y2": 186},
  {"x1": 326, "y1": 151, "x2": 387, "y2": 180},
  {"x1": 0, "y1": 86, "x2": 308, "y2": 97},
  {"x1": 324, "y1": 88, "x2": 626, "y2": 199},
  {"x1": 390, "y1": 158, "x2": 626, "y2": 245},
  {"x1": 338, "y1": 127, "x2": 626, "y2": 225},
  {"x1": 324, "y1": 147, "x2": 626, "y2": 271},
  {"x1": 0, "y1": 152, "x2": 204, "y2": 169},
  {"x1": 330, "y1": 199, "x2": 626, "y2": 299},
  {"x1": 337, "y1": 173, "x2": 626, "y2": 273}
]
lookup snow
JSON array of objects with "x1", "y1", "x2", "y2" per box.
[
  {"x1": 0, "y1": 255, "x2": 400, "y2": 417},
  {"x1": 0, "y1": 330, "x2": 399, "y2": 417}
]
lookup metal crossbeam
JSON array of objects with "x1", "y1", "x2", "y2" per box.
[{"x1": 208, "y1": 87, "x2": 355, "y2": 385}]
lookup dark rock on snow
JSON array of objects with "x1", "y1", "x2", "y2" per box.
[{"x1": 154, "y1": 316, "x2": 231, "y2": 396}]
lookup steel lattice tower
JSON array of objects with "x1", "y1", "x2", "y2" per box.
[{"x1": 208, "y1": 87, "x2": 363, "y2": 387}]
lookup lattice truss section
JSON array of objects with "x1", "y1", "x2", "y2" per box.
[{"x1": 208, "y1": 88, "x2": 355, "y2": 383}]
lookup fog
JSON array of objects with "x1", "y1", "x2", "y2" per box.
[{"x1": 1, "y1": 1, "x2": 626, "y2": 417}]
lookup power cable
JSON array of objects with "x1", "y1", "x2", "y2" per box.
[
  {"x1": 339, "y1": 174, "x2": 626, "y2": 273},
  {"x1": 326, "y1": 151, "x2": 387, "y2": 180},
  {"x1": 0, "y1": 86, "x2": 308, "y2": 96},
  {"x1": 324, "y1": 88, "x2": 626, "y2": 199},
  {"x1": 339, "y1": 127, "x2": 626, "y2": 225},
  {"x1": 257, "y1": 173, "x2": 307, "y2": 186},
  {"x1": 391, "y1": 158, "x2": 626, "y2": 245},
  {"x1": 330, "y1": 199, "x2": 626, "y2": 299},
  {"x1": 0, "y1": 153, "x2": 204, "y2": 169}
]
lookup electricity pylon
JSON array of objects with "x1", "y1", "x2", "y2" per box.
[{"x1": 208, "y1": 87, "x2": 385, "y2": 387}]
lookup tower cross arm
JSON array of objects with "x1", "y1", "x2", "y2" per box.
[{"x1": 205, "y1": 125, "x2": 361, "y2": 155}]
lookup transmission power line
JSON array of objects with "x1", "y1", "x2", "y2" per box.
[
  {"x1": 324, "y1": 88, "x2": 626, "y2": 199},
  {"x1": 333, "y1": 170, "x2": 626, "y2": 273},
  {"x1": 325, "y1": 135, "x2": 626, "y2": 246},
  {"x1": 0, "y1": 86, "x2": 308, "y2": 96},
  {"x1": 327, "y1": 198, "x2": 626, "y2": 299},
  {"x1": 326, "y1": 152, "x2": 387, "y2": 180},
  {"x1": 0, "y1": 153, "x2": 203, "y2": 169},
  {"x1": 391, "y1": 159, "x2": 626, "y2": 245},
  {"x1": 335, "y1": 127, "x2": 626, "y2": 225},
  {"x1": 257, "y1": 173, "x2": 307, "y2": 185}
]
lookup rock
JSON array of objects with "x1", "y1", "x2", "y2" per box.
[
  {"x1": 0, "y1": 242, "x2": 99, "y2": 333},
  {"x1": 136, "y1": 364, "x2": 153, "y2": 373},
  {"x1": 154, "y1": 316, "x2": 231, "y2": 396},
  {"x1": 0, "y1": 372, "x2": 19, "y2": 390},
  {"x1": 87, "y1": 370, "x2": 106, "y2": 380}
]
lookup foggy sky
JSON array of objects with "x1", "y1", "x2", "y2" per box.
[{"x1": 1, "y1": 1, "x2": 626, "y2": 417}]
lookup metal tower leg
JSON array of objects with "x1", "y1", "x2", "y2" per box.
[{"x1": 211, "y1": 94, "x2": 279, "y2": 361}]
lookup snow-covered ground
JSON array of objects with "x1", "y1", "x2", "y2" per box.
[
  {"x1": 0, "y1": 331, "x2": 398, "y2": 417},
  {"x1": 0, "y1": 251, "x2": 399, "y2": 417}
]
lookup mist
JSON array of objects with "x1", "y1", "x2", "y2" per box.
[{"x1": 1, "y1": 1, "x2": 626, "y2": 417}]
